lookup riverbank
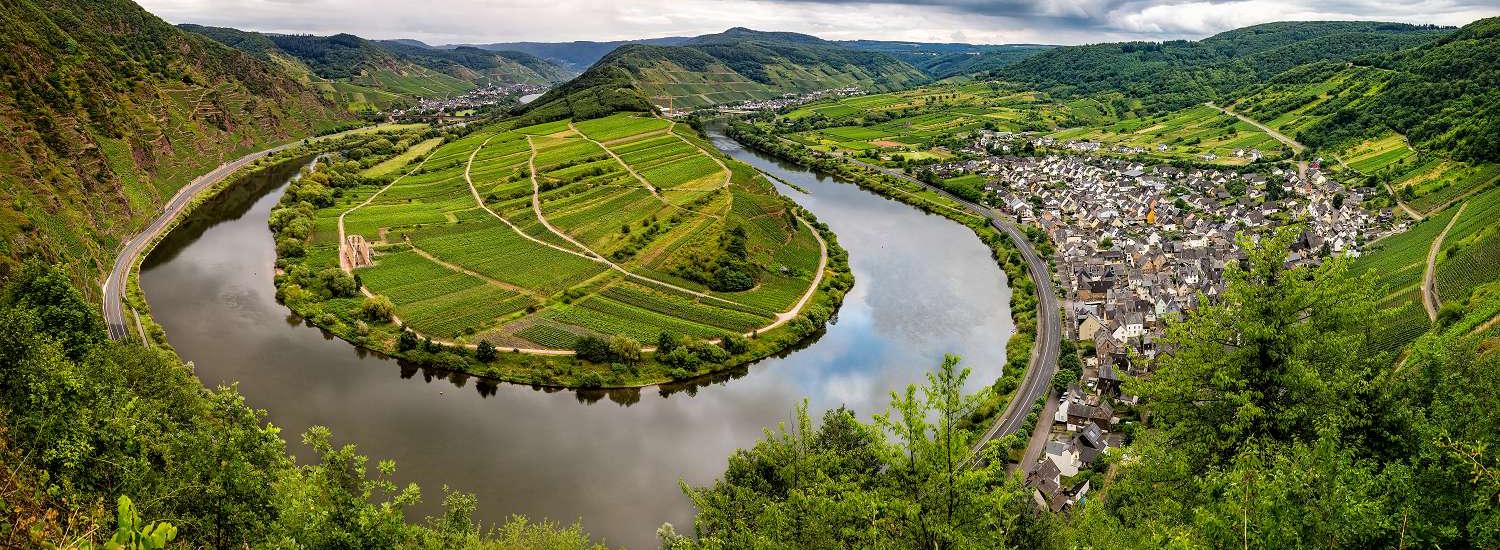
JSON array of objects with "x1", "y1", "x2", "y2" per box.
[{"x1": 725, "y1": 120, "x2": 1044, "y2": 429}]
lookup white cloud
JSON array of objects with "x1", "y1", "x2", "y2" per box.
[{"x1": 135, "y1": 0, "x2": 1498, "y2": 45}]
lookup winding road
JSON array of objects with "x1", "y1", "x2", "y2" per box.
[
  {"x1": 102, "y1": 141, "x2": 300, "y2": 341},
  {"x1": 825, "y1": 152, "x2": 1062, "y2": 456}
]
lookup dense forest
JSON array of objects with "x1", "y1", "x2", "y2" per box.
[
  {"x1": 1294, "y1": 18, "x2": 1500, "y2": 162},
  {"x1": 997, "y1": 21, "x2": 1449, "y2": 112}
]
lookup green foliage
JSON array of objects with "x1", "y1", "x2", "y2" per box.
[
  {"x1": 676, "y1": 356, "x2": 1049, "y2": 549},
  {"x1": 0, "y1": 263, "x2": 610, "y2": 548},
  {"x1": 362, "y1": 294, "x2": 396, "y2": 322},
  {"x1": 475, "y1": 340, "x2": 498, "y2": 363},
  {"x1": 1066, "y1": 232, "x2": 1498, "y2": 548},
  {"x1": 0, "y1": 0, "x2": 349, "y2": 288},
  {"x1": 999, "y1": 21, "x2": 1447, "y2": 112}
]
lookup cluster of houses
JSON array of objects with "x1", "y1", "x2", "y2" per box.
[
  {"x1": 389, "y1": 82, "x2": 550, "y2": 119},
  {"x1": 925, "y1": 150, "x2": 1401, "y2": 512},
  {"x1": 723, "y1": 86, "x2": 864, "y2": 112}
]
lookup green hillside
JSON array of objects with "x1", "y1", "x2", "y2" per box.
[
  {"x1": 520, "y1": 28, "x2": 930, "y2": 120},
  {"x1": 1230, "y1": 17, "x2": 1500, "y2": 213},
  {"x1": 0, "y1": 0, "x2": 351, "y2": 291},
  {"x1": 998, "y1": 21, "x2": 1450, "y2": 112},
  {"x1": 182, "y1": 25, "x2": 572, "y2": 113}
]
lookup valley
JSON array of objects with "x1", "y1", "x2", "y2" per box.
[{"x1": 2, "y1": 3, "x2": 1498, "y2": 550}]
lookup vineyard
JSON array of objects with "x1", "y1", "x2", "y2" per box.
[
  {"x1": 282, "y1": 112, "x2": 825, "y2": 356},
  {"x1": 1434, "y1": 186, "x2": 1500, "y2": 307}
]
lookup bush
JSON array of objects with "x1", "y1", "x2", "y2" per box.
[
  {"x1": 574, "y1": 335, "x2": 612, "y2": 363},
  {"x1": 361, "y1": 295, "x2": 395, "y2": 322},
  {"x1": 476, "y1": 340, "x2": 497, "y2": 363},
  {"x1": 721, "y1": 334, "x2": 749, "y2": 355},
  {"x1": 397, "y1": 330, "x2": 419, "y2": 352},
  {"x1": 318, "y1": 268, "x2": 358, "y2": 298},
  {"x1": 608, "y1": 335, "x2": 641, "y2": 364}
]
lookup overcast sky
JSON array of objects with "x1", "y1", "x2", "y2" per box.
[{"x1": 137, "y1": 0, "x2": 1499, "y2": 45}]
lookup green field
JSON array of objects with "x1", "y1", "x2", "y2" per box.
[
  {"x1": 287, "y1": 113, "x2": 820, "y2": 351},
  {"x1": 779, "y1": 83, "x2": 1283, "y2": 167},
  {"x1": 1434, "y1": 186, "x2": 1500, "y2": 308}
]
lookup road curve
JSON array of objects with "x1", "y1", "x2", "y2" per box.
[
  {"x1": 827, "y1": 152, "x2": 1062, "y2": 455},
  {"x1": 102, "y1": 141, "x2": 302, "y2": 341}
]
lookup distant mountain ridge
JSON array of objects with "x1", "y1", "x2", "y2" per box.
[
  {"x1": 455, "y1": 36, "x2": 694, "y2": 71},
  {"x1": 517, "y1": 28, "x2": 930, "y2": 123},
  {"x1": 0, "y1": 0, "x2": 350, "y2": 288},
  {"x1": 181, "y1": 25, "x2": 573, "y2": 112}
]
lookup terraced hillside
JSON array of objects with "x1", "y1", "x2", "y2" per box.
[
  {"x1": 1228, "y1": 18, "x2": 1500, "y2": 214},
  {"x1": 520, "y1": 28, "x2": 929, "y2": 120},
  {"x1": 0, "y1": 0, "x2": 350, "y2": 291},
  {"x1": 271, "y1": 114, "x2": 841, "y2": 385}
]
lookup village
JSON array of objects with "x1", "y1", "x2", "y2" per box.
[
  {"x1": 388, "y1": 82, "x2": 551, "y2": 120},
  {"x1": 918, "y1": 132, "x2": 1404, "y2": 512}
]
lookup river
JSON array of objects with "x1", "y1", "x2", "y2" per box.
[{"x1": 140, "y1": 127, "x2": 1013, "y2": 549}]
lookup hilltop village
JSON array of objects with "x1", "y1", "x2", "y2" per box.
[{"x1": 915, "y1": 132, "x2": 1403, "y2": 510}]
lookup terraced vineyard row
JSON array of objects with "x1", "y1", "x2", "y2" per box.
[{"x1": 292, "y1": 113, "x2": 825, "y2": 354}]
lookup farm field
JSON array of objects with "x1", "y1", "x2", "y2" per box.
[
  {"x1": 1434, "y1": 186, "x2": 1500, "y2": 308},
  {"x1": 289, "y1": 113, "x2": 824, "y2": 352},
  {"x1": 781, "y1": 82, "x2": 1281, "y2": 168},
  {"x1": 1051, "y1": 104, "x2": 1288, "y2": 165},
  {"x1": 1348, "y1": 207, "x2": 1459, "y2": 351}
]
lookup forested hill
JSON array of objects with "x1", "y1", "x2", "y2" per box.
[
  {"x1": 181, "y1": 25, "x2": 572, "y2": 112},
  {"x1": 0, "y1": 0, "x2": 350, "y2": 291},
  {"x1": 1236, "y1": 17, "x2": 1500, "y2": 164},
  {"x1": 997, "y1": 21, "x2": 1451, "y2": 112},
  {"x1": 460, "y1": 36, "x2": 693, "y2": 71},
  {"x1": 518, "y1": 28, "x2": 928, "y2": 122}
]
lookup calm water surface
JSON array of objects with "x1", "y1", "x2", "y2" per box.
[{"x1": 140, "y1": 128, "x2": 1012, "y2": 549}]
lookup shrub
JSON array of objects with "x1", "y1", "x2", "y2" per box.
[
  {"x1": 608, "y1": 335, "x2": 641, "y2": 364},
  {"x1": 574, "y1": 335, "x2": 612, "y2": 363},
  {"x1": 397, "y1": 330, "x2": 419, "y2": 352},
  {"x1": 476, "y1": 340, "x2": 498, "y2": 363},
  {"x1": 361, "y1": 295, "x2": 395, "y2": 322}
]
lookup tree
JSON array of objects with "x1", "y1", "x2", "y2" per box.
[
  {"x1": 361, "y1": 295, "x2": 395, "y2": 322},
  {"x1": 475, "y1": 340, "x2": 497, "y2": 363},
  {"x1": 656, "y1": 331, "x2": 679, "y2": 354},
  {"x1": 397, "y1": 329, "x2": 419, "y2": 352},
  {"x1": 573, "y1": 335, "x2": 611, "y2": 363},
  {"x1": 679, "y1": 355, "x2": 1048, "y2": 549},
  {"x1": 607, "y1": 335, "x2": 641, "y2": 364}
]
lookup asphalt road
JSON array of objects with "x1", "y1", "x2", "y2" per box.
[
  {"x1": 102, "y1": 142, "x2": 298, "y2": 341},
  {"x1": 832, "y1": 154, "x2": 1062, "y2": 454}
]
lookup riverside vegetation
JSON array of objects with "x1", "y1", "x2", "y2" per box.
[
  {"x1": 6, "y1": 2, "x2": 1500, "y2": 547},
  {"x1": 267, "y1": 113, "x2": 852, "y2": 387}
]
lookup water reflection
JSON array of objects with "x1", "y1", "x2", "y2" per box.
[{"x1": 141, "y1": 127, "x2": 1012, "y2": 549}]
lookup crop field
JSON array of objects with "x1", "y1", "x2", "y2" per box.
[
  {"x1": 1052, "y1": 105, "x2": 1286, "y2": 164},
  {"x1": 1394, "y1": 160, "x2": 1500, "y2": 213},
  {"x1": 1342, "y1": 133, "x2": 1416, "y2": 174},
  {"x1": 1434, "y1": 186, "x2": 1500, "y2": 305},
  {"x1": 362, "y1": 137, "x2": 443, "y2": 177},
  {"x1": 781, "y1": 83, "x2": 1275, "y2": 167},
  {"x1": 1349, "y1": 207, "x2": 1461, "y2": 351},
  {"x1": 315, "y1": 113, "x2": 821, "y2": 350}
]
